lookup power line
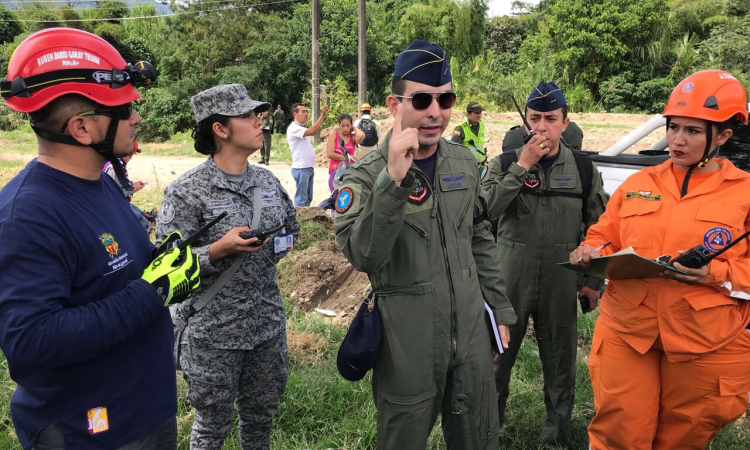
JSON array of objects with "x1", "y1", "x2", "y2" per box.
[
  {"x1": 0, "y1": 0, "x2": 297, "y2": 21},
  {"x1": 5, "y1": 0, "x2": 242, "y2": 12}
]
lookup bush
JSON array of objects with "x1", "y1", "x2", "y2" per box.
[{"x1": 633, "y1": 77, "x2": 674, "y2": 113}]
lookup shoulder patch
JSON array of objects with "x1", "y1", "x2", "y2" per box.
[
  {"x1": 158, "y1": 200, "x2": 176, "y2": 224},
  {"x1": 335, "y1": 187, "x2": 354, "y2": 213},
  {"x1": 335, "y1": 184, "x2": 362, "y2": 217}
]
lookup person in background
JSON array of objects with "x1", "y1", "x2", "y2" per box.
[
  {"x1": 260, "y1": 110, "x2": 272, "y2": 165},
  {"x1": 273, "y1": 104, "x2": 285, "y2": 134},
  {"x1": 571, "y1": 69, "x2": 750, "y2": 450},
  {"x1": 103, "y1": 150, "x2": 155, "y2": 230},
  {"x1": 353, "y1": 102, "x2": 382, "y2": 160},
  {"x1": 451, "y1": 101, "x2": 487, "y2": 165},
  {"x1": 158, "y1": 84, "x2": 299, "y2": 450},
  {"x1": 286, "y1": 102, "x2": 328, "y2": 206},
  {"x1": 325, "y1": 113, "x2": 364, "y2": 192}
]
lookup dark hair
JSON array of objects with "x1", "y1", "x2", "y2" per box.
[
  {"x1": 29, "y1": 94, "x2": 102, "y2": 133},
  {"x1": 715, "y1": 116, "x2": 739, "y2": 132},
  {"x1": 524, "y1": 105, "x2": 568, "y2": 121},
  {"x1": 391, "y1": 77, "x2": 407, "y2": 96},
  {"x1": 337, "y1": 113, "x2": 352, "y2": 124},
  {"x1": 291, "y1": 103, "x2": 305, "y2": 115},
  {"x1": 192, "y1": 113, "x2": 231, "y2": 155}
]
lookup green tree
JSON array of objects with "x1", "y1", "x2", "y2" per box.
[
  {"x1": 398, "y1": 0, "x2": 474, "y2": 59},
  {"x1": 545, "y1": 0, "x2": 666, "y2": 95},
  {"x1": 0, "y1": 7, "x2": 22, "y2": 44}
]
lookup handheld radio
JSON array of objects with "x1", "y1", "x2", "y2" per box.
[
  {"x1": 511, "y1": 95, "x2": 535, "y2": 144},
  {"x1": 669, "y1": 229, "x2": 750, "y2": 269}
]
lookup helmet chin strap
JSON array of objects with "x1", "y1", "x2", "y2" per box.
[
  {"x1": 670, "y1": 118, "x2": 718, "y2": 198},
  {"x1": 30, "y1": 107, "x2": 132, "y2": 189}
]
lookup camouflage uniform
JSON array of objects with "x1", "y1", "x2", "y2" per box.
[{"x1": 157, "y1": 156, "x2": 299, "y2": 450}]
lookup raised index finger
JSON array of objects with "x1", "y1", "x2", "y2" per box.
[{"x1": 391, "y1": 101, "x2": 403, "y2": 137}]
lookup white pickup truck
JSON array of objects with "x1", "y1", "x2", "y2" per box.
[{"x1": 586, "y1": 115, "x2": 750, "y2": 194}]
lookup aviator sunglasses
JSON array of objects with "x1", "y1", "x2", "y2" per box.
[{"x1": 392, "y1": 91, "x2": 456, "y2": 110}]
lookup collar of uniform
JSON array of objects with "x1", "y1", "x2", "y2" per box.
[
  {"x1": 648, "y1": 158, "x2": 747, "y2": 200},
  {"x1": 206, "y1": 155, "x2": 261, "y2": 190}
]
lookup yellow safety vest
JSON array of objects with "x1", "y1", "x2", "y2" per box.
[{"x1": 460, "y1": 120, "x2": 485, "y2": 161}]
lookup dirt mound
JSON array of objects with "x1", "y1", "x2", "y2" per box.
[
  {"x1": 282, "y1": 236, "x2": 370, "y2": 324},
  {"x1": 295, "y1": 206, "x2": 334, "y2": 225}
]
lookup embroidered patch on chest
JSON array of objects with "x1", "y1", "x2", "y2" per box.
[
  {"x1": 439, "y1": 172, "x2": 468, "y2": 191},
  {"x1": 704, "y1": 227, "x2": 731, "y2": 253},
  {"x1": 409, "y1": 172, "x2": 432, "y2": 206},
  {"x1": 524, "y1": 172, "x2": 540, "y2": 189},
  {"x1": 262, "y1": 189, "x2": 282, "y2": 207},
  {"x1": 625, "y1": 191, "x2": 662, "y2": 201},
  {"x1": 550, "y1": 175, "x2": 576, "y2": 189},
  {"x1": 205, "y1": 197, "x2": 240, "y2": 216}
]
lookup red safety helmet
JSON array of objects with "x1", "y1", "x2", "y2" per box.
[
  {"x1": 2, "y1": 28, "x2": 154, "y2": 113},
  {"x1": 663, "y1": 70, "x2": 748, "y2": 124}
]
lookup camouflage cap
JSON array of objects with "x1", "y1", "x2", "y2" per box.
[{"x1": 190, "y1": 84, "x2": 271, "y2": 123}]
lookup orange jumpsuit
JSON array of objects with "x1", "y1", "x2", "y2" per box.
[{"x1": 582, "y1": 159, "x2": 750, "y2": 449}]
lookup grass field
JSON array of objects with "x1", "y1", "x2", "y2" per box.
[{"x1": 0, "y1": 131, "x2": 748, "y2": 449}]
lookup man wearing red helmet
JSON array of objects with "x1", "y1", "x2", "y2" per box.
[
  {"x1": 570, "y1": 70, "x2": 750, "y2": 449},
  {"x1": 0, "y1": 28, "x2": 200, "y2": 450}
]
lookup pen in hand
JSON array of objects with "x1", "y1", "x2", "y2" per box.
[{"x1": 576, "y1": 242, "x2": 612, "y2": 263}]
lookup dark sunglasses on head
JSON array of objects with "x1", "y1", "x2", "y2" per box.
[
  {"x1": 61, "y1": 103, "x2": 134, "y2": 133},
  {"x1": 393, "y1": 91, "x2": 456, "y2": 110}
]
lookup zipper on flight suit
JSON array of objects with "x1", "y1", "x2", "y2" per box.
[{"x1": 417, "y1": 162, "x2": 459, "y2": 367}]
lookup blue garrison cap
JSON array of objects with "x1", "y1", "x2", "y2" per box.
[
  {"x1": 526, "y1": 82, "x2": 567, "y2": 112},
  {"x1": 337, "y1": 293, "x2": 381, "y2": 382},
  {"x1": 393, "y1": 39, "x2": 451, "y2": 87}
]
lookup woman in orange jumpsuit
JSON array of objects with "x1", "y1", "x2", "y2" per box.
[{"x1": 570, "y1": 70, "x2": 750, "y2": 450}]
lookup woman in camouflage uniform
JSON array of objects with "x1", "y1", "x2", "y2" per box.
[{"x1": 156, "y1": 84, "x2": 300, "y2": 450}]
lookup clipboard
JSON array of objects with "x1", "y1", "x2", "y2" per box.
[
  {"x1": 484, "y1": 302, "x2": 504, "y2": 355},
  {"x1": 558, "y1": 247, "x2": 689, "y2": 280}
]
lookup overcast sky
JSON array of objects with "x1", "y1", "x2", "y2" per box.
[{"x1": 487, "y1": 0, "x2": 541, "y2": 17}]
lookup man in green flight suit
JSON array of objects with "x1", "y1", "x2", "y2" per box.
[
  {"x1": 482, "y1": 82, "x2": 609, "y2": 449},
  {"x1": 260, "y1": 110, "x2": 272, "y2": 164},
  {"x1": 334, "y1": 39, "x2": 517, "y2": 450},
  {"x1": 451, "y1": 101, "x2": 486, "y2": 165},
  {"x1": 273, "y1": 104, "x2": 285, "y2": 134}
]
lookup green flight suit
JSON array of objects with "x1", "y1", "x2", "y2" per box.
[
  {"x1": 335, "y1": 134, "x2": 517, "y2": 450},
  {"x1": 502, "y1": 122, "x2": 584, "y2": 152},
  {"x1": 261, "y1": 115, "x2": 272, "y2": 163},
  {"x1": 481, "y1": 143, "x2": 608, "y2": 447}
]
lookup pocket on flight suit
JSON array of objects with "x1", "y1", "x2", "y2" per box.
[
  {"x1": 378, "y1": 391, "x2": 437, "y2": 447},
  {"x1": 479, "y1": 375, "x2": 499, "y2": 445}
]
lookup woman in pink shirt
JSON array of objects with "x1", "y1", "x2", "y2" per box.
[{"x1": 326, "y1": 113, "x2": 364, "y2": 192}]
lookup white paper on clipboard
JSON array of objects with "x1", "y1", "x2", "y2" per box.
[{"x1": 484, "y1": 301, "x2": 504, "y2": 355}]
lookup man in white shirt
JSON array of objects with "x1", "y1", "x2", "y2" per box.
[
  {"x1": 353, "y1": 102, "x2": 383, "y2": 160},
  {"x1": 286, "y1": 102, "x2": 328, "y2": 206}
]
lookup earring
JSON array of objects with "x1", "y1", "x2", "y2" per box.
[{"x1": 224, "y1": 134, "x2": 228, "y2": 139}]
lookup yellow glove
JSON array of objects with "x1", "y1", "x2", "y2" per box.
[{"x1": 142, "y1": 246, "x2": 200, "y2": 306}]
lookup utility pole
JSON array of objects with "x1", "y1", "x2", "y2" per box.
[
  {"x1": 311, "y1": 0, "x2": 320, "y2": 141},
  {"x1": 357, "y1": 0, "x2": 367, "y2": 109}
]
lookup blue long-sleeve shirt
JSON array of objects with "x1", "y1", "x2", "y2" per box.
[{"x1": 0, "y1": 160, "x2": 176, "y2": 450}]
